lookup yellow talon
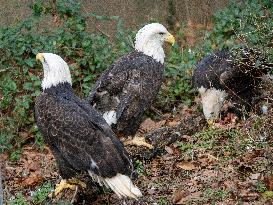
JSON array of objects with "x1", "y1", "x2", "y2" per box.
[
  {"x1": 55, "y1": 179, "x2": 76, "y2": 196},
  {"x1": 123, "y1": 135, "x2": 154, "y2": 149},
  {"x1": 68, "y1": 178, "x2": 87, "y2": 189},
  {"x1": 207, "y1": 119, "x2": 215, "y2": 126},
  {"x1": 48, "y1": 178, "x2": 86, "y2": 198}
]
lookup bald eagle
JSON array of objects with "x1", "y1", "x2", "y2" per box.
[
  {"x1": 87, "y1": 23, "x2": 175, "y2": 148},
  {"x1": 192, "y1": 48, "x2": 272, "y2": 124},
  {"x1": 35, "y1": 53, "x2": 142, "y2": 199}
]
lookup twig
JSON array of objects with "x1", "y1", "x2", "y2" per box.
[
  {"x1": 71, "y1": 185, "x2": 78, "y2": 204},
  {"x1": 95, "y1": 25, "x2": 111, "y2": 39},
  {"x1": 150, "y1": 106, "x2": 163, "y2": 117}
]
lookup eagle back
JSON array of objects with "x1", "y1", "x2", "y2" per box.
[
  {"x1": 88, "y1": 51, "x2": 164, "y2": 136},
  {"x1": 35, "y1": 84, "x2": 133, "y2": 178}
]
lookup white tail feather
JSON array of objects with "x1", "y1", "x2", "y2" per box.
[{"x1": 88, "y1": 171, "x2": 142, "y2": 199}]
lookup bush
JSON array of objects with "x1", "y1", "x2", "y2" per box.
[
  {"x1": 157, "y1": 0, "x2": 272, "y2": 112},
  {"x1": 204, "y1": 0, "x2": 272, "y2": 59},
  {"x1": 0, "y1": 0, "x2": 131, "y2": 155},
  {"x1": 0, "y1": 0, "x2": 272, "y2": 157}
]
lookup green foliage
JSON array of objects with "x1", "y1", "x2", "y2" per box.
[
  {"x1": 158, "y1": 0, "x2": 273, "y2": 112},
  {"x1": 176, "y1": 123, "x2": 271, "y2": 162},
  {"x1": 134, "y1": 159, "x2": 144, "y2": 176},
  {"x1": 8, "y1": 182, "x2": 52, "y2": 204},
  {"x1": 32, "y1": 182, "x2": 52, "y2": 204},
  {"x1": 157, "y1": 196, "x2": 170, "y2": 205},
  {"x1": 204, "y1": 0, "x2": 273, "y2": 60},
  {"x1": 0, "y1": 131, "x2": 14, "y2": 153},
  {"x1": 203, "y1": 188, "x2": 229, "y2": 204},
  {"x1": 176, "y1": 128, "x2": 243, "y2": 160},
  {"x1": 1, "y1": 0, "x2": 272, "y2": 160},
  {"x1": 262, "y1": 191, "x2": 273, "y2": 199},
  {"x1": 255, "y1": 181, "x2": 267, "y2": 193},
  {"x1": 9, "y1": 149, "x2": 22, "y2": 161},
  {"x1": 156, "y1": 37, "x2": 198, "y2": 111},
  {"x1": 0, "y1": 75, "x2": 17, "y2": 110},
  {"x1": 0, "y1": 0, "x2": 128, "y2": 156},
  {"x1": 8, "y1": 193, "x2": 30, "y2": 205},
  {"x1": 34, "y1": 129, "x2": 45, "y2": 150},
  {"x1": 54, "y1": 201, "x2": 73, "y2": 205}
]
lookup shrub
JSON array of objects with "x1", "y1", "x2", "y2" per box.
[
  {"x1": 0, "y1": 0, "x2": 129, "y2": 155},
  {"x1": 0, "y1": 0, "x2": 272, "y2": 157},
  {"x1": 204, "y1": 0, "x2": 273, "y2": 60},
  {"x1": 157, "y1": 0, "x2": 272, "y2": 112}
]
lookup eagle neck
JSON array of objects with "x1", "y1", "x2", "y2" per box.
[
  {"x1": 43, "y1": 82, "x2": 73, "y2": 95},
  {"x1": 41, "y1": 61, "x2": 72, "y2": 90},
  {"x1": 135, "y1": 41, "x2": 165, "y2": 64}
]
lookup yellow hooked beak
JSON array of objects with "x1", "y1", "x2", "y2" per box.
[
  {"x1": 165, "y1": 33, "x2": 175, "y2": 46},
  {"x1": 36, "y1": 53, "x2": 44, "y2": 62}
]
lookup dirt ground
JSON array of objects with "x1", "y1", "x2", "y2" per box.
[{"x1": 1, "y1": 93, "x2": 273, "y2": 204}]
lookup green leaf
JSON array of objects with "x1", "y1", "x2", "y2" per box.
[
  {"x1": 262, "y1": 191, "x2": 273, "y2": 199},
  {"x1": 23, "y1": 82, "x2": 33, "y2": 91}
]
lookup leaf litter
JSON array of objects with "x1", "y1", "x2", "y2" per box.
[{"x1": 1, "y1": 96, "x2": 273, "y2": 204}]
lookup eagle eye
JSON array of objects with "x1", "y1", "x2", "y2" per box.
[{"x1": 159, "y1": 32, "x2": 165, "y2": 35}]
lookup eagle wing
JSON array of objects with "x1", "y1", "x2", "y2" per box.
[
  {"x1": 115, "y1": 65, "x2": 164, "y2": 136},
  {"x1": 35, "y1": 93, "x2": 132, "y2": 178},
  {"x1": 193, "y1": 50, "x2": 233, "y2": 90},
  {"x1": 88, "y1": 52, "x2": 164, "y2": 136}
]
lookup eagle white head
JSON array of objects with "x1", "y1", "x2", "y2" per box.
[
  {"x1": 198, "y1": 86, "x2": 228, "y2": 124},
  {"x1": 36, "y1": 53, "x2": 72, "y2": 90},
  {"x1": 135, "y1": 23, "x2": 175, "y2": 64}
]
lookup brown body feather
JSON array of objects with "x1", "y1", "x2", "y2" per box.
[
  {"x1": 192, "y1": 49, "x2": 272, "y2": 110},
  {"x1": 35, "y1": 83, "x2": 133, "y2": 179},
  {"x1": 87, "y1": 51, "x2": 164, "y2": 137}
]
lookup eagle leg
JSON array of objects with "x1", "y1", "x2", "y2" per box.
[
  {"x1": 67, "y1": 178, "x2": 87, "y2": 189},
  {"x1": 123, "y1": 134, "x2": 154, "y2": 149},
  {"x1": 48, "y1": 179, "x2": 75, "y2": 197},
  {"x1": 49, "y1": 178, "x2": 86, "y2": 197},
  {"x1": 207, "y1": 119, "x2": 215, "y2": 126}
]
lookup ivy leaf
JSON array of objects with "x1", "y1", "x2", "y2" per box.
[
  {"x1": 25, "y1": 59, "x2": 35, "y2": 68},
  {"x1": 23, "y1": 82, "x2": 34, "y2": 91}
]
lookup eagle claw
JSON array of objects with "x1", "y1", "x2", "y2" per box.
[
  {"x1": 123, "y1": 135, "x2": 154, "y2": 149},
  {"x1": 49, "y1": 178, "x2": 86, "y2": 197}
]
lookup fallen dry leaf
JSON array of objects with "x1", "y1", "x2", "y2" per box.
[
  {"x1": 223, "y1": 180, "x2": 236, "y2": 189},
  {"x1": 197, "y1": 157, "x2": 210, "y2": 168},
  {"x1": 139, "y1": 118, "x2": 166, "y2": 133},
  {"x1": 223, "y1": 113, "x2": 238, "y2": 124},
  {"x1": 223, "y1": 151, "x2": 231, "y2": 157},
  {"x1": 28, "y1": 161, "x2": 40, "y2": 172},
  {"x1": 173, "y1": 135, "x2": 193, "y2": 145},
  {"x1": 167, "y1": 120, "x2": 180, "y2": 127},
  {"x1": 18, "y1": 131, "x2": 29, "y2": 139},
  {"x1": 172, "y1": 189, "x2": 190, "y2": 204},
  {"x1": 19, "y1": 172, "x2": 44, "y2": 187},
  {"x1": 181, "y1": 135, "x2": 193, "y2": 142},
  {"x1": 264, "y1": 175, "x2": 273, "y2": 191},
  {"x1": 165, "y1": 146, "x2": 174, "y2": 154},
  {"x1": 240, "y1": 189, "x2": 259, "y2": 201},
  {"x1": 177, "y1": 161, "x2": 196, "y2": 171},
  {"x1": 147, "y1": 187, "x2": 157, "y2": 195},
  {"x1": 249, "y1": 173, "x2": 260, "y2": 180},
  {"x1": 172, "y1": 189, "x2": 201, "y2": 204}
]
